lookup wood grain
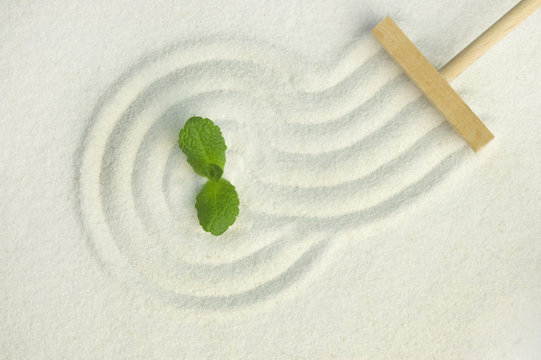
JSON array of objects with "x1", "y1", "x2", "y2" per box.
[{"x1": 372, "y1": 17, "x2": 494, "y2": 152}]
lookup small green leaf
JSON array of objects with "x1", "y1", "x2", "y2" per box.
[
  {"x1": 195, "y1": 178, "x2": 239, "y2": 236},
  {"x1": 178, "y1": 116, "x2": 239, "y2": 235},
  {"x1": 178, "y1": 117, "x2": 226, "y2": 181}
]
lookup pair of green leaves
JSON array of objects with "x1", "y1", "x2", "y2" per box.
[{"x1": 178, "y1": 117, "x2": 239, "y2": 236}]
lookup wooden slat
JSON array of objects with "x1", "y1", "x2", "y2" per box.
[{"x1": 372, "y1": 17, "x2": 494, "y2": 152}]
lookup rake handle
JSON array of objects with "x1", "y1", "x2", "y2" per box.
[{"x1": 440, "y1": 0, "x2": 541, "y2": 81}]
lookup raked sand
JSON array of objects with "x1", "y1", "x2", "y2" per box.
[{"x1": 1, "y1": 0, "x2": 541, "y2": 358}]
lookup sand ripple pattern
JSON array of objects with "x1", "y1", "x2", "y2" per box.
[{"x1": 76, "y1": 36, "x2": 468, "y2": 312}]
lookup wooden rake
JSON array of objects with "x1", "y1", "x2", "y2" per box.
[{"x1": 372, "y1": 0, "x2": 541, "y2": 152}]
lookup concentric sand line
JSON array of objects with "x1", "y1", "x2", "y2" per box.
[{"x1": 76, "y1": 35, "x2": 470, "y2": 312}]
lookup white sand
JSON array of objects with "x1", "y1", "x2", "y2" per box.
[{"x1": 1, "y1": 0, "x2": 541, "y2": 358}]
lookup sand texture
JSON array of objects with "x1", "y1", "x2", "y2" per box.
[{"x1": 1, "y1": 0, "x2": 541, "y2": 358}]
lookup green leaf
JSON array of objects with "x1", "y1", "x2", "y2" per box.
[
  {"x1": 178, "y1": 116, "x2": 239, "y2": 235},
  {"x1": 178, "y1": 117, "x2": 226, "y2": 181},
  {"x1": 195, "y1": 178, "x2": 239, "y2": 236}
]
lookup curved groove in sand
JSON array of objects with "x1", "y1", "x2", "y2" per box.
[
  {"x1": 109, "y1": 82, "x2": 434, "y2": 192},
  {"x1": 243, "y1": 125, "x2": 465, "y2": 217},
  {"x1": 76, "y1": 35, "x2": 470, "y2": 312},
  {"x1": 249, "y1": 100, "x2": 447, "y2": 188},
  {"x1": 89, "y1": 57, "x2": 332, "y2": 299},
  {"x1": 132, "y1": 238, "x2": 330, "y2": 310},
  {"x1": 247, "y1": 147, "x2": 468, "y2": 230}
]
